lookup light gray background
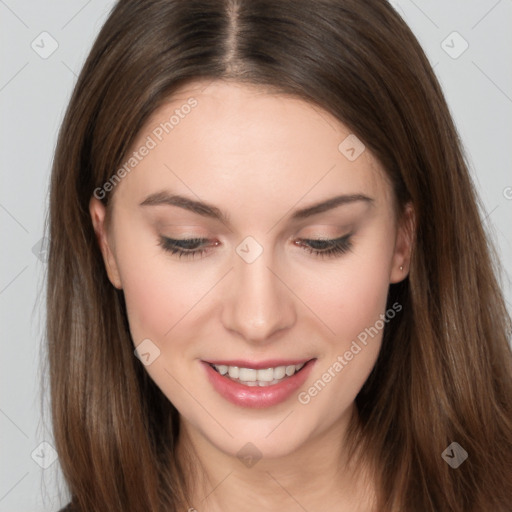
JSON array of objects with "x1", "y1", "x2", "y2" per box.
[{"x1": 1, "y1": 1, "x2": 511, "y2": 511}]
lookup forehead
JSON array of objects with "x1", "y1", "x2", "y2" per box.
[{"x1": 111, "y1": 80, "x2": 393, "y2": 218}]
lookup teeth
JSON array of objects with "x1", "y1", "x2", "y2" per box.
[
  {"x1": 212, "y1": 362, "x2": 306, "y2": 386},
  {"x1": 238, "y1": 368, "x2": 257, "y2": 381},
  {"x1": 274, "y1": 366, "x2": 286, "y2": 379},
  {"x1": 216, "y1": 365, "x2": 228, "y2": 375},
  {"x1": 256, "y1": 368, "x2": 274, "y2": 382}
]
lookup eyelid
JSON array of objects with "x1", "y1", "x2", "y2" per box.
[
  {"x1": 158, "y1": 233, "x2": 353, "y2": 260},
  {"x1": 157, "y1": 236, "x2": 214, "y2": 260},
  {"x1": 295, "y1": 233, "x2": 353, "y2": 257}
]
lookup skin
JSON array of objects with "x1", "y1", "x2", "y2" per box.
[{"x1": 90, "y1": 80, "x2": 414, "y2": 512}]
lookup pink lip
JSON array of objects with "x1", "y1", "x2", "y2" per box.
[{"x1": 201, "y1": 359, "x2": 316, "y2": 409}]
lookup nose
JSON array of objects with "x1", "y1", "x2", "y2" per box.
[{"x1": 221, "y1": 247, "x2": 296, "y2": 345}]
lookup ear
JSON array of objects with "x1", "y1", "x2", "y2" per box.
[
  {"x1": 89, "y1": 197, "x2": 123, "y2": 289},
  {"x1": 389, "y1": 202, "x2": 415, "y2": 284}
]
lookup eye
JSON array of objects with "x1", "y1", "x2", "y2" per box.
[
  {"x1": 294, "y1": 234, "x2": 353, "y2": 259},
  {"x1": 158, "y1": 236, "x2": 218, "y2": 260},
  {"x1": 158, "y1": 234, "x2": 353, "y2": 261}
]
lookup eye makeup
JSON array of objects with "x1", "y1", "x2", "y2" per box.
[{"x1": 157, "y1": 233, "x2": 353, "y2": 261}]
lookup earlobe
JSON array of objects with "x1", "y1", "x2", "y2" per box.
[
  {"x1": 390, "y1": 202, "x2": 415, "y2": 284},
  {"x1": 89, "y1": 197, "x2": 123, "y2": 289}
]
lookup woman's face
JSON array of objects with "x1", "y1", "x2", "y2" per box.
[{"x1": 90, "y1": 80, "x2": 411, "y2": 460}]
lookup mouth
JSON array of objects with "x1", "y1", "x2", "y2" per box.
[
  {"x1": 201, "y1": 358, "x2": 317, "y2": 408},
  {"x1": 206, "y1": 361, "x2": 309, "y2": 387}
]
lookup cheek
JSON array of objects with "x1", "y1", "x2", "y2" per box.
[
  {"x1": 112, "y1": 226, "x2": 198, "y2": 345},
  {"x1": 298, "y1": 231, "x2": 394, "y2": 407},
  {"x1": 307, "y1": 235, "x2": 394, "y2": 344}
]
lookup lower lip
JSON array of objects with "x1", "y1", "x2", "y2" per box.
[{"x1": 201, "y1": 359, "x2": 316, "y2": 408}]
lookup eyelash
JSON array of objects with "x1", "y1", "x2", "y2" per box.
[{"x1": 158, "y1": 235, "x2": 353, "y2": 260}]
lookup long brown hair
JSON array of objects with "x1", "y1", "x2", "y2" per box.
[{"x1": 45, "y1": 1, "x2": 512, "y2": 510}]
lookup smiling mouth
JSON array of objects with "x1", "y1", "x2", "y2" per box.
[{"x1": 208, "y1": 361, "x2": 310, "y2": 387}]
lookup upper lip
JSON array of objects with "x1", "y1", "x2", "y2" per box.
[{"x1": 204, "y1": 358, "x2": 314, "y2": 370}]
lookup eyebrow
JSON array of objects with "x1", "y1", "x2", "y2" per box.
[{"x1": 139, "y1": 191, "x2": 373, "y2": 226}]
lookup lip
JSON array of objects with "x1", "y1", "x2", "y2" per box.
[{"x1": 201, "y1": 358, "x2": 316, "y2": 409}]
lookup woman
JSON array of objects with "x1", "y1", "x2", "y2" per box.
[{"x1": 47, "y1": 0, "x2": 512, "y2": 511}]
